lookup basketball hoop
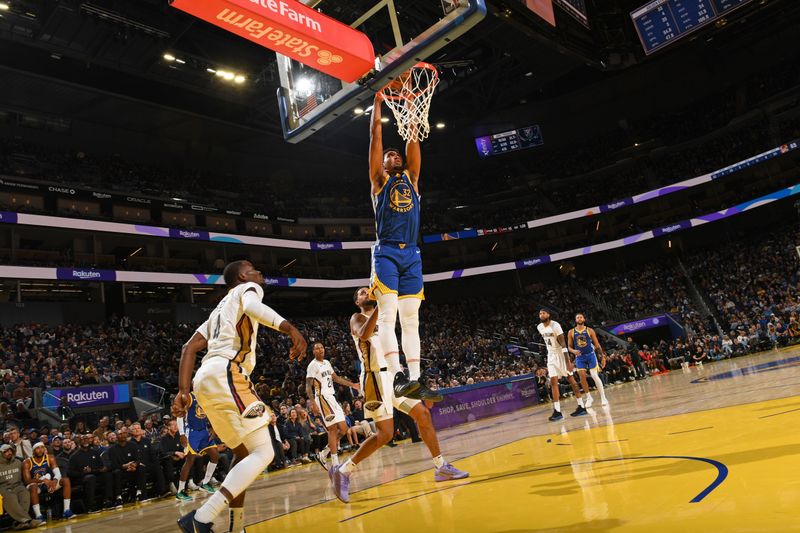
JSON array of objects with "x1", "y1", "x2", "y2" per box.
[{"x1": 380, "y1": 62, "x2": 440, "y2": 143}]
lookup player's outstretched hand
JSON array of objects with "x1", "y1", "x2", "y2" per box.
[
  {"x1": 172, "y1": 392, "x2": 191, "y2": 418},
  {"x1": 288, "y1": 327, "x2": 308, "y2": 362}
]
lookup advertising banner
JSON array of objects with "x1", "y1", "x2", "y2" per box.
[
  {"x1": 171, "y1": 0, "x2": 375, "y2": 82},
  {"x1": 430, "y1": 376, "x2": 539, "y2": 430},
  {"x1": 42, "y1": 383, "x2": 131, "y2": 410}
]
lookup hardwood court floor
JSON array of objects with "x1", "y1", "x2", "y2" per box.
[{"x1": 45, "y1": 348, "x2": 800, "y2": 532}]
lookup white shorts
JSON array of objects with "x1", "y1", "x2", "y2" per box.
[
  {"x1": 192, "y1": 357, "x2": 270, "y2": 449},
  {"x1": 361, "y1": 371, "x2": 420, "y2": 423},
  {"x1": 317, "y1": 394, "x2": 345, "y2": 427},
  {"x1": 547, "y1": 351, "x2": 573, "y2": 378}
]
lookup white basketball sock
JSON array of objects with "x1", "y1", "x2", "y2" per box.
[
  {"x1": 339, "y1": 459, "x2": 357, "y2": 475},
  {"x1": 32, "y1": 504, "x2": 41, "y2": 517},
  {"x1": 178, "y1": 480, "x2": 186, "y2": 492},
  {"x1": 554, "y1": 401, "x2": 561, "y2": 412},
  {"x1": 202, "y1": 461, "x2": 218, "y2": 485},
  {"x1": 64, "y1": 498, "x2": 71, "y2": 512},
  {"x1": 330, "y1": 453, "x2": 339, "y2": 466},
  {"x1": 577, "y1": 397, "x2": 585, "y2": 408},
  {"x1": 432, "y1": 454, "x2": 445, "y2": 469},
  {"x1": 399, "y1": 297, "x2": 422, "y2": 380},
  {"x1": 195, "y1": 431, "x2": 274, "y2": 524}
]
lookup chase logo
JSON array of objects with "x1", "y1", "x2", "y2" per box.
[{"x1": 389, "y1": 181, "x2": 413, "y2": 213}]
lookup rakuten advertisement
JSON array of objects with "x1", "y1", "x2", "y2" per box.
[
  {"x1": 171, "y1": 0, "x2": 375, "y2": 82},
  {"x1": 43, "y1": 384, "x2": 131, "y2": 410}
]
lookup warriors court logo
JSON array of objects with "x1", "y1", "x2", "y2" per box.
[{"x1": 389, "y1": 181, "x2": 413, "y2": 213}]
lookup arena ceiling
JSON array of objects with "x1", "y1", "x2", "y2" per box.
[{"x1": 0, "y1": 0, "x2": 796, "y2": 157}]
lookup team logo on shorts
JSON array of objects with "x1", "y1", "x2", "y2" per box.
[
  {"x1": 195, "y1": 405, "x2": 207, "y2": 419},
  {"x1": 390, "y1": 181, "x2": 413, "y2": 213}
]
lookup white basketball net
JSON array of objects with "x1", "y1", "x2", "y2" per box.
[{"x1": 380, "y1": 63, "x2": 440, "y2": 143}]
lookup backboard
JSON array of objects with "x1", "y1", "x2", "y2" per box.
[{"x1": 276, "y1": 0, "x2": 486, "y2": 143}]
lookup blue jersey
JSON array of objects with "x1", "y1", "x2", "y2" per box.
[
  {"x1": 572, "y1": 327, "x2": 595, "y2": 356},
  {"x1": 186, "y1": 393, "x2": 210, "y2": 433},
  {"x1": 373, "y1": 171, "x2": 420, "y2": 245},
  {"x1": 29, "y1": 455, "x2": 52, "y2": 481}
]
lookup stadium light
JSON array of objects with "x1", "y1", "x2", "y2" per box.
[
  {"x1": 175, "y1": 58, "x2": 186, "y2": 64},
  {"x1": 353, "y1": 107, "x2": 364, "y2": 115},
  {"x1": 436, "y1": 122, "x2": 446, "y2": 129},
  {"x1": 206, "y1": 68, "x2": 216, "y2": 74},
  {"x1": 234, "y1": 75, "x2": 246, "y2": 84},
  {"x1": 380, "y1": 117, "x2": 389, "y2": 123},
  {"x1": 295, "y1": 77, "x2": 314, "y2": 97},
  {"x1": 0, "y1": 3, "x2": 9, "y2": 11},
  {"x1": 163, "y1": 53, "x2": 176, "y2": 62}
]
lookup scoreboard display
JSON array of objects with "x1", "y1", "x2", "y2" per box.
[
  {"x1": 631, "y1": 0, "x2": 753, "y2": 55},
  {"x1": 475, "y1": 125, "x2": 543, "y2": 158}
]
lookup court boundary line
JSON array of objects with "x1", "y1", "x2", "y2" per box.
[{"x1": 338, "y1": 454, "x2": 729, "y2": 522}]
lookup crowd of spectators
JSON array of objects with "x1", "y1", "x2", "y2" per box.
[{"x1": 2, "y1": 54, "x2": 799, "y2": 237}]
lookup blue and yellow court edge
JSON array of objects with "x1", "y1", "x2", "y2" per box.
[{"x1": 247, "y1": 351, "x2": 800, "y2": 533}]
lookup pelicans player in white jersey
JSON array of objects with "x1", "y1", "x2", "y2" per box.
[
  {"x1": 174, "y1": 260, "x2": 307, "y2": 533},
  {"x1": 329, "y1": 287, "x2": 468, "y2": 503},
  {"x1": 306, "y1": 342, "x2": 359, "y2": 470},
  {"x1": 537, "y1": 309, "x2": 587, "y2": 422}
]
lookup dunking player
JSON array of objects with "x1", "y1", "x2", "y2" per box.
[
  {"x1": 567, "y1": 313, "x2": 609, "y2": 407},
  {"x1": 329, "y1": 287, "x2": 468, "y2": 503},
  {"x1": 367, "y1": 91, "x2": 441, "y2": 402},
  {"x1": 174, "y1": 260, "x2": 307, "y2": 533},
  {"x1": 537, "y1": 309, "x2": 587, "y2": 421},
  {"x1": 174, "y1": 392, "x2": 221, "y2": 501},
  {"x1": 306, "y1": 342, "x2": 359, "y2": 470},
  {"x1": 22, "y1": 442, "x2": 74, "y2": 522}
]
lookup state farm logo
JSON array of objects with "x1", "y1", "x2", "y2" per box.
[
  {"x1": 317, "y1": 50, "x2": 342, "y2": 65},
  {"x1": 247, "y1": 0, "x2": 322, "y2": 33},
  {"x1": 216, "y1": 6, "x2": 341, "y2": 60}
]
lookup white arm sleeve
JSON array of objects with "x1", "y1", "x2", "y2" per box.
[
  {"x1": 52, "y1": 467, "x2": 61, "y2": 481},
  {"x1": 177, "y1": 417, "x2": 186, "y2": 436},
  {"x1": 242, "y1": 290, "x2": 286, "y2": 331}
]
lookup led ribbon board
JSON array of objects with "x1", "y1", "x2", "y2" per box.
[{"x1": 171, "y1": 0, "x2": 375, "y2": 82}]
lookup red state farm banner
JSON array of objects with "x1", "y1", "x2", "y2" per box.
[{"x1": 171, "y1": 0, "x2": 375, "y2": 83}]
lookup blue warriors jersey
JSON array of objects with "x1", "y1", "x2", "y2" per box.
[
  {"x1": 572, "y1": 327, "x2": 595, "y2": 356},
  {"x1": 186, "y1": 393, "x2": 210, "y2": 433},
  {"x1": 29, "y1": 455, "x2": 52, "y2": 480},
  {"x1": 373, "y1": 171, "x2": 420, "y2": 245}
]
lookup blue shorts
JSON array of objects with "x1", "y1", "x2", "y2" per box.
[
  {"x1": 370, "y1": 243, "x2": 424, "y2": 299},
  {"x1": 575, "y1": 352, "x2": 599, "y2": 371},
  {"x1": 187, "y1": 428, "x2": 217, "y2": 455}
]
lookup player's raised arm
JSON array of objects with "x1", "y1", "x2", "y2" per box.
[
  {"x1": 405, "y1": 132, "x2": 421, "y2": 187},
  {"x1": 241, "y1": 288, "x2": 307, "y2": 361},
  {"x1": 350, "y1": 308, "x2": 379, "y2": 341},
  {"x1": 369, "y1": 93, "x2": 387, "y2": 193}
]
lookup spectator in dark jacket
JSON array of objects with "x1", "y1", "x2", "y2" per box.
[
  {"x1": 68, "y1": 434, "x2": 114, "y2": 512},
  {"x1": 159, "y1": 419, "x2": 185, "y2": 488},
  {"x1": 130, "y1": 422, "x2": 168, "y2": 496},
  {"x1": 282, "y1": 409, "x2": 308, "y2": 464},
  {"x1": 108, "y1": 428, "x2": 145, "y2": 502}
]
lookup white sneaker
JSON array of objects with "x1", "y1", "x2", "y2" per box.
[
  {"x1": 187, "y1": 480, "x2": 199, "y2": 491},
  {"x1": 601, "y1": 397, "x2": 609, "y2": 406},
  {"x1": 585, "y1": 395, "x2": 594, "y2": 408}
]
